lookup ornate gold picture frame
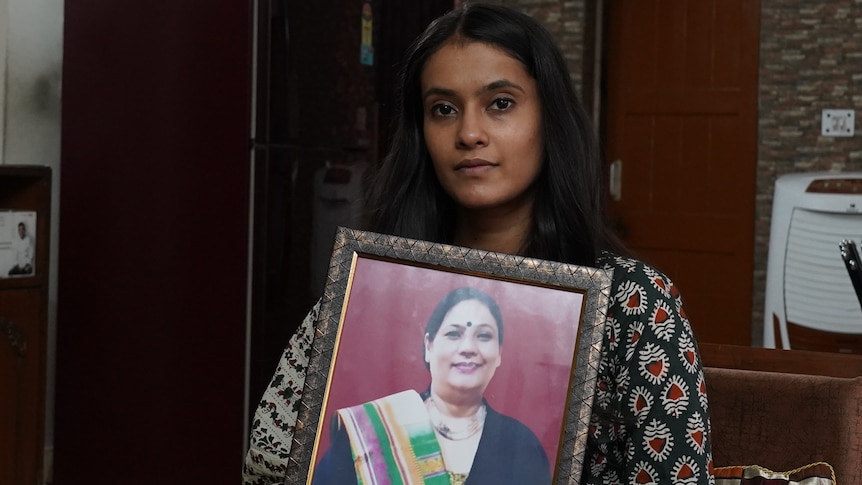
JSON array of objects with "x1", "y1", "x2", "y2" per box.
[{"x1": 286, "y1": 227, "x2": 612, "y2": 484}]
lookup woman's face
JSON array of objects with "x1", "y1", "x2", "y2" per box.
[
  {"x1": 420, "y1": 40, "x2": 544, "y2": 215},
  {"x1": 425, "y1": 298, "x2": 502, "y2": 401}
]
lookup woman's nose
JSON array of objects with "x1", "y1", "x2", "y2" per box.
[
  {"x1": 456, "y1": 109, "x2": 488, "y2": 148},
  {"x1": 457, "y1": 336, "x2": 478, "y2": 354}
]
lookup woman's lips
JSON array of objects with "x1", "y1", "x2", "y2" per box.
[
  {"x1": 455, "y1": 158, "x2": 496, "y2": 173},
  {"x1": 453, "y1": 362, "x2": 482, "y2": 372}
]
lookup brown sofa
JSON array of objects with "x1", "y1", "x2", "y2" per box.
[{"x1": 701, "y1": 343, "x2": 862, "y2": 483}]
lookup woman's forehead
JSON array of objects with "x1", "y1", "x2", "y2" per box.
[
  {"x1": 421, "y1": 40, "x2": 530, "y2": 88},
  {"x1": 442, "y1": 299, "x2": 497, "y2": 324}
]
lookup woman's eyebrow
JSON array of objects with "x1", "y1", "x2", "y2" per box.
[
  {"x1": 422, "y1": 79, "x2": 525, "y2": 102},
  {"x1": 481, "y1": 79, "x2": 524, "y2": 94},
  {"x1": 422, "y1": 86, "x2": 457, "y2": 101}
]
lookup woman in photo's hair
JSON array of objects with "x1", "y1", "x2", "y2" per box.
[
  {"x1": 244, "y1": 4, "x2": 714, "y2": 484},
  {"x1": 312, "y1": 287, "x2": 549, "y2": 485}
]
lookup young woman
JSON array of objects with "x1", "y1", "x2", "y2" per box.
[{"x1": 244, "y1": 4, "x2": 714, "y2": 484}]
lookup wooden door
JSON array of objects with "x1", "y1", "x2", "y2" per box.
[{"x1": 604, "y1": 0, "x2": 760, "y2": 344}]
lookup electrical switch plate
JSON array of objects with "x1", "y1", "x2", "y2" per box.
[{"x1": 821, "y1": 109, "x2": 855, "y2": 137}]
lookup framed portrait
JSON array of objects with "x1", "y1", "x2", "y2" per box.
[
  {"x1": 0, "y1": 210, "x2": 37, "y2": 278},
  {"x1": 286, "y1": 227, "x2": 612, "y2": 484}
]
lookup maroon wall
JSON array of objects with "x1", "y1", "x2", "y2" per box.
[{"x1": 55, "y1": 1, "x2": 252, "y2": 482}]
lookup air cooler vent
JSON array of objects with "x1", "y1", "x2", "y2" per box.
[
  {"x1": 764, "y1": 171, "x2": 862, "y2": 350},
  {"x1": 784, "y1": 208, "x2": 862, "y2": 331}
]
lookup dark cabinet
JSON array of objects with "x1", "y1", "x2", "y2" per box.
[{"x1": 0, "y1": 165, "x2": 51, "y2": 485}]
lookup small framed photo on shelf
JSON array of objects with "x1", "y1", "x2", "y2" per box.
[
  {"x1": 0, "y1": 210, "x2": 37, "y2": 278},
  {"x1": 285, "y1": 227, "x2": 612, "y2": 484}
]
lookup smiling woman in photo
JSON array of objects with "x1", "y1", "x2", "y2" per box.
[{"x1": 312, "y1": 287, "x2": 550, "y2": 485}]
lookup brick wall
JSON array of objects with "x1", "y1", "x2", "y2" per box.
[{"x1": 756, "y1": 0, "x2": 862, "y2": 343}]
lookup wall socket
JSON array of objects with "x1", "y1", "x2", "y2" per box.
[{"x1": 821, "y1": 109, "x2": 855, "y2": 137}]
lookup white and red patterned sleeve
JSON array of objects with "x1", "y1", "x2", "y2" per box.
[
  {"x1": 242, "y1": 301, "x2": 319, "y2": 485},
  {"x1": 583, "y1": 254, "x2": 715, "y2": 485}
]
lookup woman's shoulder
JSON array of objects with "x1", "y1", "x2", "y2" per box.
[
  {"x1": 598, "y1": 251, "x2": 674, "y2": 280},
  {"x1": 597, "y1": 251, "x2": 681, "y2": 301},
  {"x1": 596, "y1": 251, "x2": 690, "y2": 334}
]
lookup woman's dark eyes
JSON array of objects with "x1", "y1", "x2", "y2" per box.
[
  {"x1": 442, "y1": 329, "x2": 495, "y2": 342},
  {"x1": 430, "y1": 97, "x2": 513, "y2": 116},
  {"x1": 491, "y1": 98, "x2": 513, "y2": 110},
  {"x1": 431, "y1": 104, "x2": 456, "y2": 116}
]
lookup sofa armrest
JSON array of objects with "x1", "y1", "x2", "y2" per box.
[{"x1": 705, "y1": 366, "x2": 862, "y2": 483}]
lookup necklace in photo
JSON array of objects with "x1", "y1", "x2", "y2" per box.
[{"x1": 425, "y1": 396, "x2": 487, "y2": 441}]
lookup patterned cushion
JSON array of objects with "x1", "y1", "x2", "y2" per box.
[{"x1": 714, "y1": 462, "x2": 835, "y2": 485}]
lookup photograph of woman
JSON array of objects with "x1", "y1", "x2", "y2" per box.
[
  {"x1": 312, "y1": 286, "x2": 551, "y2": 485},
  {"x1": 244, "y1": 3, "x2": 714, "y2": 484}
]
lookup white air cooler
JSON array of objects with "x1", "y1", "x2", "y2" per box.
[{"x1": 763, "y1": 171, "x2": 862, "y2": 349}]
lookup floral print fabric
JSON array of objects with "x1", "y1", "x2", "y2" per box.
[
  {"x1": 242, "y1": 254, "x2": 714, "y2": 484},
  {"x1": 242, "y1": 301, "x2": 318, "y2": 482}
]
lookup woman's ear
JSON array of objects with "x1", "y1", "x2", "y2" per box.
[{"x1": 424, "y1": 333, "x2": 432, "y2": 362}]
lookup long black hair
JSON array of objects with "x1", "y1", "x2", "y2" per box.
[{"x1": 364, "y1": 3, "x2": 622, "y2": 266}]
